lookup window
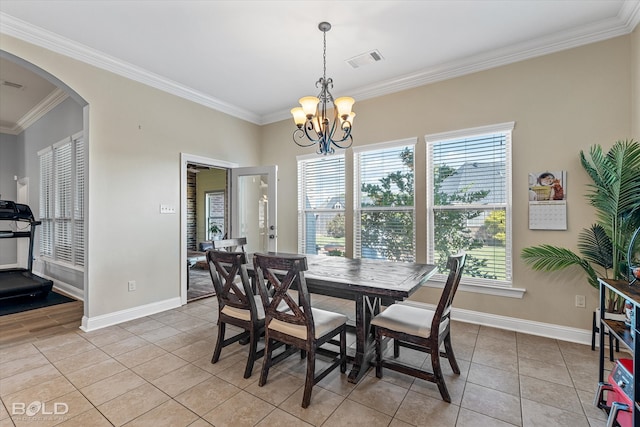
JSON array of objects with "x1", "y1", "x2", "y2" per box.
[
  {"x1": 354, "y1": 138, "x2": 416, "y2": 262},
  {"x1": 38, "y1": 132, "x2": 85, "y2": 267},
  {"x1": 297, "y1": 154, "x2": 345, "y2": 256},
  {"x1": 425, "y1": 122, "x2": 513, "y2": 286},
  {"x1": 206, "y1": 191, "x2": 225, "y2": 240}
]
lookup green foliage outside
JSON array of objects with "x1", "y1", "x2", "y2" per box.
[
  {"x1": 360, "y1": 148, "x2": 502, "y2": 278},
  {"x1": 327, "y1": 214, "x2": 345, "y2": 238}
]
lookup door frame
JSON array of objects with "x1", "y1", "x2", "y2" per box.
[{"x1": 180, "y1": 153, "x2": 238, "y2": 305}]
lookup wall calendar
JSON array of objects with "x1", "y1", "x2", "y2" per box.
[{"x1": 528, "y1": 170, "x2": 567, "y2": 230}]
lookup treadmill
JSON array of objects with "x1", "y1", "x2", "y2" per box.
[{"x1": 0, "y1": 200, "x2": 53, "y2": 300}]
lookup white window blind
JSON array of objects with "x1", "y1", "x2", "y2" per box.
[
  {"x1": 38, "y1": 147, "x2": 53, "y2": 257},
  {"x1": 426, "y1": 122, "x2": 513, "y2": 286},
  {"x1": 74, "y1": 136, "x2": 85, "y2": 266},
  {"x1": 354, "y1": 138, "x2": 416, "y2": 262},
  {"x1": 38, "y1": 133, "x2": 85, "y2": 268},
  {"x1": 297, "y1": 154, "x2": 346, "y2": 256}
]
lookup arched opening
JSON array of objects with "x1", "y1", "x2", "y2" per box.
[{"x1": 0, "y1": 49, "x2": 90, "y2": 321}]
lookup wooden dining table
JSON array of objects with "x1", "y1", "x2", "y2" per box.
[{"x1": 247, "y1": 253, "x2": 437, "y2": 384}]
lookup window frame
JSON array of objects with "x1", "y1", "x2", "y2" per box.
[
  {"x1": 425, "y1": 122, "x2": 514, "y2": 289},
  {"x1": 353, "y1": 137, "x2": 417, "y2": 261}
]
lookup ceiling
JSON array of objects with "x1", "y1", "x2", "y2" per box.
[{"x1": 0, "y1": 0, "x2": 638, "y2": 133}]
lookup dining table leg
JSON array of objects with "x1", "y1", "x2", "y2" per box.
[{"x1": 347, "y1": 294, "x2": 381, "y2": 383}]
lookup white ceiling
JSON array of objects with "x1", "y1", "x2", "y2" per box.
[{"x1": 0, "y1": 0, "x2": 638, "y2": 132}]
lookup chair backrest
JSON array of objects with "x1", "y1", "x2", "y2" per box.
[
  {"x1": 207, "y1": 250, "x2": 255, "y2": 313},
  {"x1": 252, "y1": 253, "x2": 314, "y2": 336},
  {"x1": 431, "y1": 252, "x2": 466, "y2": 338},
  {"x1": 212, "y1": 237, "x2": 247, "y2": 253}
]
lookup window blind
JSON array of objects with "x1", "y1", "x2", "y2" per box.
[
  {"x1": 426, "y1": 123, "x2": 513, "y2": 285},
  {"x1": 39, "y1": 148, "x2": 53, "y2": 257},
  {"x1": 297, "y1": 154, "x2": 345, "y2": 256},
  {"x1": 354, "y1": 139, "x2": 416, "y2": 262}
]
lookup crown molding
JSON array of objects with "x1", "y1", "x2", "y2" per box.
[
  {"x1": 263, "y1": 2, "x2": 640, "y2": 124},
  {"x1": 0, "y1": 12, "x2": 261, "y2": 125},
  {"x1": 0, "y1": 87, "x2": 68, "y2": 135}
]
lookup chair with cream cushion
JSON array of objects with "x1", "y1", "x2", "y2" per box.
[
  {"x1": 371, "y1": 252, "x2": 466, "y2": 403},
  {"x1": 208, "y1": 249, "x2": 264, "y2": 378},
  {"x1": 253, "y1": 253, "x2": 347, "y2": 408}
]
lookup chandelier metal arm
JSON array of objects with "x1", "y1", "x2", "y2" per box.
[{"x1": 290, "y1": 21, "x2": 354, "y2": 155}]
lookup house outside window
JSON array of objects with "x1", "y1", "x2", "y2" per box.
[
  {"x1": 297, "y1": 154, "x2": 346, "y2": 256},
  {"x1": 354, "y1": 138, "x2": 416, "y2": 262},
  {"x1": 38, "y1": 132, "x2": 85, "y2": 267},
  {"x1": 425, "y1": 122, "x2": 513, "y2": 286}
]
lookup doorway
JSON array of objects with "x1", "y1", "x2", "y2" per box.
[{"x1": 180, "y1": 154, "x2": 278, "y2": 305}]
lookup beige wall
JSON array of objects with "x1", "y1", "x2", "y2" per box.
[
  {"x1": 1, "y1": 30, "x2": 637, "y2": 331},
  {"x1": 0, "y1": 34, "x2": 261, "y2": 318},
  {"x1": 261, "y1": 35, "x2": 635, "y2": 330}
]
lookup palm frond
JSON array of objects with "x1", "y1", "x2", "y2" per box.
[{"x1": 577, "y1": 224, "x2": 612, "y2": 269}]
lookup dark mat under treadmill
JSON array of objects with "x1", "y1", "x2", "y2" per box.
[{"x1": 0, "y1": 291, "x2": 76, "y2": 316}]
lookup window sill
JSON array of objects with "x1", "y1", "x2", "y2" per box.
[
  {"x1": 37, "y1": 257, "x2": 85, "y2": 273},
  {"x1": 422, "y1": 279, "x2": 525, "y2": 299}
]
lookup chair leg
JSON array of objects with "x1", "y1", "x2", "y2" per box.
[
  {"x1": 375, "y1": 329, "x2": 383, "y2": 378},
  {"x1": 394, "y1": 338, "x2": 400, "y2": 358},
  {"x1": 302, "y1": 348, "x2": 315, "y2": 408},
  {"x1": 259, "y1": 337, "x2": 273, "y2": 387},
  {"x1": 340, "y1": 328, "x2": 347, "y2": 373},
  {"x1": 443, "y1": 333, "x2": 460, "y2": 375},
  {"x1": 211, "y1": 322, "x2": 226, "y2": 363},
  {"x1": 431, "y1": 350, "x2": 451, "y2": 403},
  {"x1": 243, "y1": 327, "x2": 259, "y2": 379}
]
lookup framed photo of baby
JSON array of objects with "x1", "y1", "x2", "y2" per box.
[{"x1": 528, "y1": 170, "x2": 566, "y2": 201}]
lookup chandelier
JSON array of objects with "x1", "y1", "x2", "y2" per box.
[{"x1": 291, "y1": 22, "x2": 355, "y2": 155}]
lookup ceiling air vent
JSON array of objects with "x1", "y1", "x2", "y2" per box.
[
  {"x1": 346, "y1": 50, "x2": 384, "y2": 69},
  {"x1": 1, "y1": 80, "x2": 24, "y2": 90}
]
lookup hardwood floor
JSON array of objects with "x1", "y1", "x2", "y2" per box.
[{"x1": 0, "y1": 296, "x2": 83, "y2": 349}]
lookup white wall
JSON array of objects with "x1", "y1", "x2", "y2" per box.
[{"x1": 0, "y1": 132, "x2": 19, "y2": 265}]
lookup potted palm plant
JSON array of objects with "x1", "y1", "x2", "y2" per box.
[{"x1": 521, "y1": 139, "x2": 640, "y2": 313}]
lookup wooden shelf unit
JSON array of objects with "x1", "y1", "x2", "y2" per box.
[{"x1": 598, "y1": 278, "x2": 640, "y2": 425}]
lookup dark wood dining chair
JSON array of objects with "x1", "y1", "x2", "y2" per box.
[
  {"x1": 212, "y1": 237, "x2": 247, "y2": 253},
  {"x1": 371, "y1": 252, "x2": 466, "y2": 403},
  {"x1": 253, "y1": 253, "x2": 347, "y2": 408},
  {"x1": 207, "y1": 249, "x2": 264, "y2": 378}
]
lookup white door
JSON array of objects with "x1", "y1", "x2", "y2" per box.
[{"x1": 230, "y1": 166, "x2": 277, "y2": 253}]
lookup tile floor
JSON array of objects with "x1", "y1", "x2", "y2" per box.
[{"x1": 0, "y1": 293, "x2": 621, "y2": 427}]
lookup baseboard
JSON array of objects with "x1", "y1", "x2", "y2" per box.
[
  {"x1": 80, "y1": 297, "x2": 182, "y2": 332},
  {"x1": 32, "y1": 271, "x2": 85, "y2": 301},
  {"x1": 52, "y1": 282, "x2": 84, "y2": 301},
  {"x1": 400, "y1": 300, "x2": 592, "y2": 345}
]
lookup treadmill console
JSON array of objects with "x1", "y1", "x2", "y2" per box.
[{"x1": 0, "y1": 200, "x2": 35, "y2": 222}]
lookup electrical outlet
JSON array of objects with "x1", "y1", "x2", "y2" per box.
[
  {"x1": 128, "y1": 280, "x2": 136, "y2": 292},
  {"x1": 160, "y1": 204, "x2": 176, "y2": 214},
  {"x1": 575, "y1": 295, "x2": 586, "y2": 308}
]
